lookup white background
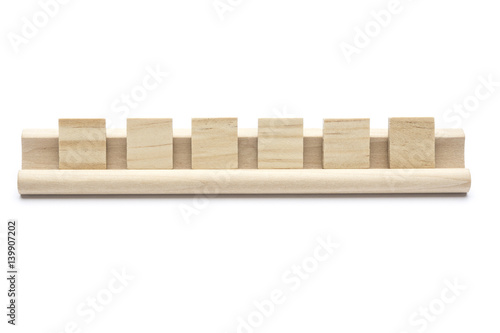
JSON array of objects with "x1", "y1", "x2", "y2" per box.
[{"x1": 1, "y1": 0, "x2": 499, "y2": 332}]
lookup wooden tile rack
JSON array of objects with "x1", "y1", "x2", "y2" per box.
[{"x1": 17, "y1": 117, "x2": 471, "y2": 195}]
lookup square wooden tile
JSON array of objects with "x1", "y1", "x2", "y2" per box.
[
  {"x1": 389, "y1": 117, "x2": 435, "y2": 168},
  {"x1": 59, "y1": 119, "x2": 107, "y2": 169},
  {"x1": 323, "y1": 118, "x2": 370, "y2": 169},
  {"x1": 191, "y1": 118, "x2": 238, "y2": 169},
  {"x1": 127, "y1": 118, "x2": 173, "y2": 169},
  {"x1": 258, "y1": 118, "x2": 303, "y2": 169}
]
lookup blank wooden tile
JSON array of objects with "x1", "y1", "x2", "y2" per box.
[
  {"x1": 323, "y1": 118, "x2": 370, "y2": 169},
  {"x1": 258, "y1": 118, "x2": 303, "y2": 169},
  {"x1": 127, "y1": 118, "x2": 173, "y2": 169},
  {"x1": 59, "y1": 119, "x2": 106, "y2": 169},
  {"x1": 389, "y1": 117, "x2": 435, "y2": 168},
  {"x1": 191, "y1": 118, "x2": 238, "y2": 169}
]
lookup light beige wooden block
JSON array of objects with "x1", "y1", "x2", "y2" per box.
[
  {"x1": 191, "y1": 118, "x2": 238, "y2": 169},
  {"x1": 258, "y1": 118, "x2": 303, "y2": 169},
  {"x1": 389, "y1": 117, "x2": 435, "y2": 168},
  {"x1": 323, "y1": 118, "x2": 370, "y2": 169},
  {"x1": 59, "y1": 119, "x2": 106, "y2": 169},
  {"x1": 127, "y1": 118, "x2": 173, "y2": 169}
]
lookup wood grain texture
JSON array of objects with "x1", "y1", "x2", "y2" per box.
[
  {"x1": 127, "y1": 118, "x2": 173, "y2": 169},
  {"x1": 323, "y1": 118, "x2": 370, "y2": 169},
  {"x1": 191, "y1": 118, "x2": 238, "y2": 169},
  {"x1": 389, "y1": 117, "x2": 435, "y2": 169},
  {"x1": 22, "y1": 128, "x2": 465, "y2": 170},
  {"x1": 18, "y1": 169, "x2": 471, "y2": 195},
  {"x1": 58, "y1": 119, "x2": 106, "y2": 169},
  {"x1": 258, "y1": 118, "x2": 304, "y2": 169}
]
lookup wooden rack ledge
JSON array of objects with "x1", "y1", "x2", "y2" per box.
[{"x1": 18, "y1": 169, "x2": 470, "y2": 195}]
